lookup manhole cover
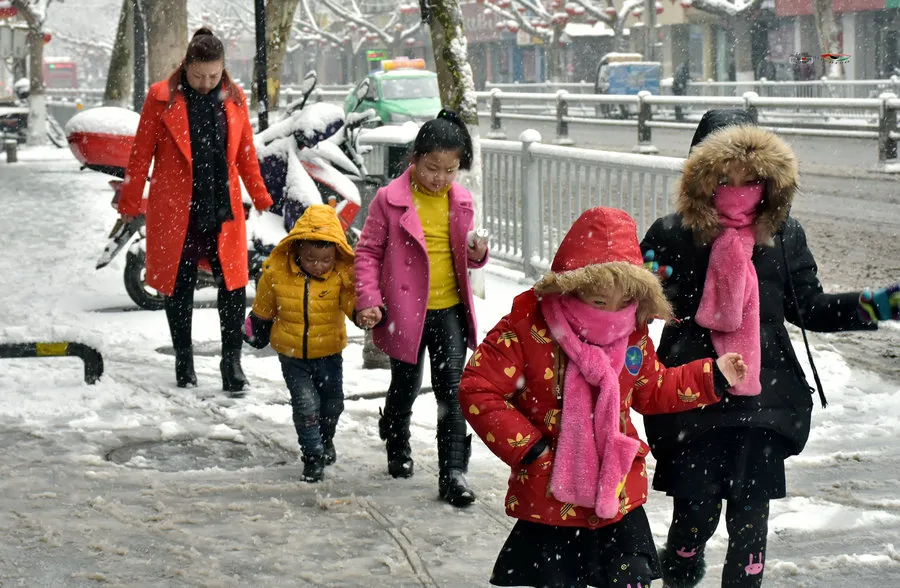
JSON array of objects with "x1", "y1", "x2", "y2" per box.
[{"x1": 105, "y1": 438, "x2": 293, "y2": 472}]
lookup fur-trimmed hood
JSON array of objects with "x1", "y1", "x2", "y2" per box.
[
  {"x1": 678, "y1": 125, "x2": 799, "y2": 246},
  {"x1": 534, "y1": 207, "x2": 672, "y2": 324}
]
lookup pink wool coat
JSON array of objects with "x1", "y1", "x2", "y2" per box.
[{"x1": 355, "y1": 168, "x2": 488, "y2": 364}]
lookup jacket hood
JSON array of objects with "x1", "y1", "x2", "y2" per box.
[
  {"x1": 534, "y1": 207, "x2": 672, "y2": 324},
  {"x1": 269, "y1": 204, "x2": 354, "y2": 267},
  {"x1": 688, "y1": 109, "x2": 756, "y2": 154},
  {"x1": 679, "y1": 124, "x2": 799, "y2": 246}
]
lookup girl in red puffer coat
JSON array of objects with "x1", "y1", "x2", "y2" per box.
[{"x1": 459, "y1": 207, "x2": 747, "y2": 588}]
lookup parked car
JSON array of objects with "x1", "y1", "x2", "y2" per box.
[{"x1": 343, "y1": 58, "x2": 441, "y2": 125}]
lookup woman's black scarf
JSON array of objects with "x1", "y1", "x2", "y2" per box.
[{"x1": 181, "y1": 73, "x2": 233, "y2": 235}]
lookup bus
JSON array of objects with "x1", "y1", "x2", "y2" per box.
[{"x1": 43, "y1": 58, "x2": 78, "y2": 89}]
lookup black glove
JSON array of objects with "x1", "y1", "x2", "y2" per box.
[{"x1": 242, "y1": 313, "x2": 273, "y2": 349}]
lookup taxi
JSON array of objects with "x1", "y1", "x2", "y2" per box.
[{"x1": 343, "y1": 58, "x2": 442, "y2": 125}]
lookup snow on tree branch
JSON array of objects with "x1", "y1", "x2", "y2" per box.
[
  {"x1": 9, "y1": 0, "x2": 56, "y2": 29},
  {"x1": 688, "y1": 0, "x2": 761, "y2": 17}
]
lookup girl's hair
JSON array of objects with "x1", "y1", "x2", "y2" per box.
[
  {"x1": 169, "y1": 27, "x2": 244, "y2": 107},
  {"x1": 411, "y1": 109, "x2": 473, "y2": 170},
  {"x1": 185, "y1": 27, "x2": 225, "y2": 64}
]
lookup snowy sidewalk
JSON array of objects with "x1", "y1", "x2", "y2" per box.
[{"x1": 1, "y1": 147, "x2": 900, "y2": 587}]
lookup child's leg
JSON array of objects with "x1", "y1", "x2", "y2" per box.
[
  {"x1": 425, "y1": 307, "x2": 469, "y2": 463},
  {"x1": 721, "y1": 499, "x2": 769, "y2": 588},
  {"x1": 661, "y1": 498, "x2": 723, "y2": 587},
  {"x1": 315, "y1": 354, "x2": 344, "y2": 465},
  {"x1": 279, "y1": 355, "x2": 324, "y2": 458},
  {"x1": 425, "y1": 306, "x2": 474, "y2": 505},
  {"x1": 381, "y1": 346, "x2": 426, "y2": 477}
]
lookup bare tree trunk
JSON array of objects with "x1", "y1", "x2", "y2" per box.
[
  {"x1": 813, "y1": 0, "x2": 843, "y2": 79},
  {"x1": 265, "y1": 0, "x2": 302, "y2": 111},
  {"x1": 104, "y1": 0, "x2": 134, "y2": 107},
  {"x1": 26, "y1": 28, "x2": 47, "y2": 145},
  {"x1": 429, "y1": 0, "x2": 485, "y2": 298},
  {"x1": 145, "y1": 0, "x2": 187, "y2": 84},
  {"x1": 546, "y1": 25, "x2": 564, "y2": 83},
  {"x1": 10, "y1": 0, "x2": 47, "y2": 144}
]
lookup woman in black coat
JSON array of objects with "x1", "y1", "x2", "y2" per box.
[{"x1": 641, "y1": 110, "x2": 896, "y2": 587}]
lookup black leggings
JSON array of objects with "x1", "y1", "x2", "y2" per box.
[
  {"x1": 165, "y1": 228, "x2": 245, "y2": 351},
  {"x1": 667, "y1": 498, "x2": 769, "y2": 588},
  {"x1": 384, "y1": 305, "x2": 468, "y2": 440}
]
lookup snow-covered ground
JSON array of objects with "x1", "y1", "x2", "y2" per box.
[{"x1": 1, "y1": 146, "x2": 899, "y2": 587}]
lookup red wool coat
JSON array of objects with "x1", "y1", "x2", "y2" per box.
[
  {"x1": 459, "y1": 289, "x2": 721, "y2": 529},
  {"x1": 118, "y1": 77, "x2": 273, "y2": 296}
]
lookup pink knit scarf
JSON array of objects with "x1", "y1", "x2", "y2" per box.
[
  {"x1": 541, "y1": 294, "x2": 640, "y2": 520},
  {"x1": 695, "y1": 183, "x2": 764, "y2": 396}
]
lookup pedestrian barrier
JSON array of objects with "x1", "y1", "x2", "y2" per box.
[
  {"x1": 359, "y1": 128, "x2": 683, "y2": 279},
  {"x1": 0, "y1": 342, "x2": 104, "y2": 384}
]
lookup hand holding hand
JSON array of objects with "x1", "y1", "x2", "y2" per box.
[
  {"x1": 716, "y1": 353, "x2": 748, "y2": 386},
  {"x1": 357, "y1": 307, "x2": 383, "y2": 330},
  {"x1": 859, "y1": 284, "x2": 900, "y2": 324},
  {"x1": 643, "y1": 249, "x2": 673, "y2": 281}
]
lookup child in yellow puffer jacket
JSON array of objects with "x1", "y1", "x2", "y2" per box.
[{"x1": 243, "y1": 204, "x2": 357, "y2": 482}]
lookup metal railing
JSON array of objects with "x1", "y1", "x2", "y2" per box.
[
  {"x1": 477, "y1": 89, "x2": 900, "y2": 168},
  {"x1": 360, "y1": 128, "x2": 683, "y2": 278},
  {"x1": 486, "y1": 76, "x2": 900, "y2": 100}
]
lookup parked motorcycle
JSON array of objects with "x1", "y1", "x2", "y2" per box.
[{"x1": 0, "y1": 78, "x2": 67, "y2": 147}]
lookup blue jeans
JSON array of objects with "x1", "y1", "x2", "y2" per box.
[{"x1": 279, "y1": 354, "x2": 344, "y2": 457}]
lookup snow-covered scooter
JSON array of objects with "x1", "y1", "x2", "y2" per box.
[{"x1": 255, "y1": 71, "x2": 368, "y2": 244}]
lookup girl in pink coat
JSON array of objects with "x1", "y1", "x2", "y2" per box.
[{"x1": 355, "y1": 110, "x2": 489, "y2": 507}]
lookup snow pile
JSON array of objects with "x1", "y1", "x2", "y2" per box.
[{"x1": 63, "y1": 106, "x2": 140, "y2": 137}]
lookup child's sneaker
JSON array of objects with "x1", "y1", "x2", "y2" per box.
[{"x1": 301, "y1": 454, "x2": 325, "y2": 482}]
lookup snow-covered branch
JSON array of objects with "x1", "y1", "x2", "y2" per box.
[
  {"x1": 53, "y1": 30, "x2": 113, "y2": 52},
  {"x1": 481, "y1": 2, "x2": 552, "y2": 44},
  {"x1": 9, "y1": 0, "x2": 55, "y2": 28},
  {"x1": 687, "y1": 0, "x2": 761, "y2": 17}
]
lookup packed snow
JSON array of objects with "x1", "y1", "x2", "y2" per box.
[{"x1": 1, "y1": 146, "x2": 899, "y2": 586}]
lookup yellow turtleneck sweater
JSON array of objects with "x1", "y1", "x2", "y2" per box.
[{"x1": 411, "y1": 173, "x2": 461, "y2": 310}]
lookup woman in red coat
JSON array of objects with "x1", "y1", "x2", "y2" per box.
[
  {"x1": 459, "y1": 207, "x2": 747, "y2": 587},
  {"x1": 118, "y1": 28, "x2": 273, "y2": 393}
]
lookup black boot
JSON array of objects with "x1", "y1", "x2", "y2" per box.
[
  {"x1": 174, "y1": 347, "x2": 197, "y2": 388},
  {"x1": 301, "y1": 453, "x2": 325, "y2": 483},
  {"x1": 220, "y1": 346, "x2": 248, "y2": 397},
  {"x1": 438, "y1": 429, "x2": 476, "y2": 508},
  {"x1": 379, "y1": 408, "x2": 413, "y2": 478},
  {"x1": 321, "y1": 416, "x2": 338, "y2": 466},
  {"x1": 659, "y1": 544, "x2": 706, "y2": 588}
]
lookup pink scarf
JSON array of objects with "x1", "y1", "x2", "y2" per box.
[
  {"x1": 695, "y1": 184, "x2": 764, "y2": 396},
  {"x1": 541, "y1": 294, "x2": 640, "y2": 520}
]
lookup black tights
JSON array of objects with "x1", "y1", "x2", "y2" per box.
[
  {"x1": 165, "y1": 229, "x2": 245, "y2": 352},
  {"x1": 384, "y1": 305, "x2": 469, "y2": 458},
  {"x1": 666, "y1": 498, "x2": 769, "y2": 587}
]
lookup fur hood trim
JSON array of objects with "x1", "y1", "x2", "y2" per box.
[
  {"x1": 678, "y1": 125, "x2": 799, "y2": 246},
  {"x1": 534, "y1": 261, "x2": 673, "y2": 325}
]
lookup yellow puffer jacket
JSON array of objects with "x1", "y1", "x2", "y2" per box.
[{"x1": 252, "y1": 205, "x2": 356, "y2": 359}]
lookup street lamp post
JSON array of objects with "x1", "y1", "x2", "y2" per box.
[
  {"x1": 254, "y1": 0, "x2": 268, "y2": 131},
  {"x1": 133, "y1": 0, "x2": 146, "y2": 111}
]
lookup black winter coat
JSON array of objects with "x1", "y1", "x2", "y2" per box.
[{"x1": 641, "y1": 213, "x2": 873, "y2": 459}]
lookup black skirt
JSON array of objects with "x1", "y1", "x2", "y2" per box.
[
  {"x1": 490, "y1": 507, "x2": 661, "y2": 588},
  {"x1": 652, "y1": 427, "x2": 794, "y2": 501}
]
